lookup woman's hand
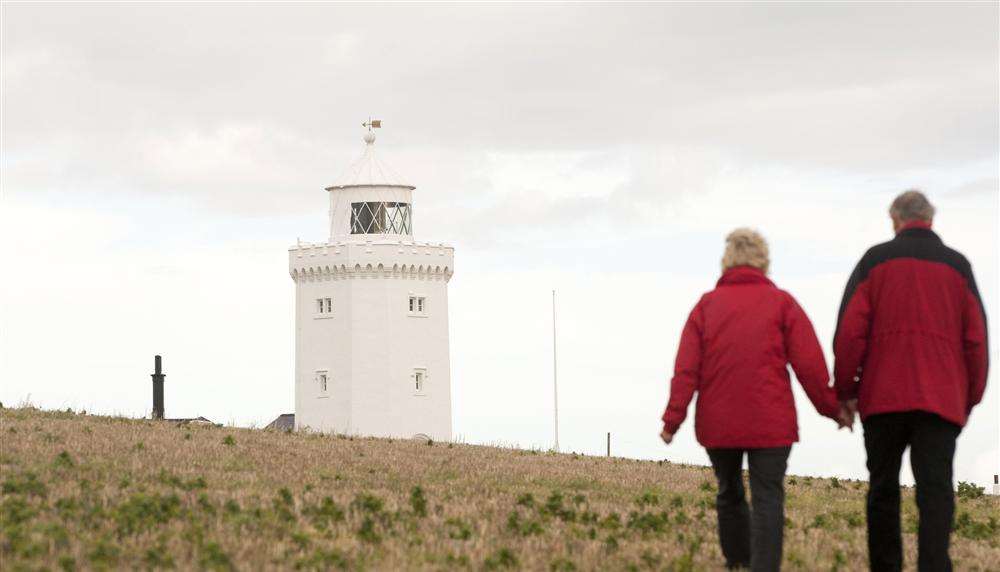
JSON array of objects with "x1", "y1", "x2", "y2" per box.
[
  {"x1": 660, "y1": 428, "x2": 674, "y2": 445},
  {"x1": 836, "y1": 399, "x2": 857, "y2": 432}
]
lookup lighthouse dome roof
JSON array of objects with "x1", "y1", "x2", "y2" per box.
[{"x1": 326, "y1": 131, "x2": 415, "y2": 191}]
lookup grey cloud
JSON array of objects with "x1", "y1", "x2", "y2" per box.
[{"x1": 2, "y1": 3, "x2": 997, "y2": 213}]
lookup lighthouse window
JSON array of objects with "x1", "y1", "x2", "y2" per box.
[
  {"x1": 316, "y1": 371, "x2": 329, "y2": 396},
  {"x1": 315, "y1": 297, "x2": 332, "y2": 317},
  {"x1": 413, "y1": 369, "x2": 426, "y2": 394},
  {"x1": 351, "y1": 202, "x2": 412, "y2": 235},
  {"x1": 409, "y1": 296, "x2": 427, "y2": 316}
]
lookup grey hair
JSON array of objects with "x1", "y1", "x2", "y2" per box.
[
  {"x1": 721, "y1": 228, "x2": 770, "y2": 274},
  {"x1": 889, "y1": 190, "x2": 935, "y2": 222}
]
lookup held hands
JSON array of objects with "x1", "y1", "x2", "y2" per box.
[
  {"x1": 836, "y1": 399, "x2": 858, "y2": 432},
  {"x1": 659, "y1": 428, "x2": 673, "y2": 445}
]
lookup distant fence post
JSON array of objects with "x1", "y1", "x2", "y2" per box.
[{"x1": 606, "y1": 432, "x2": 610, "y2": 457}]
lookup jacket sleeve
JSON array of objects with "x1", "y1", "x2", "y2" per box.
[
  {"x1": 962, "y1": 265, "x2": 989, "y2": 413},
  {"x1": 662, "y1": 299, "x2": 704, "y2": 435},
  {"x1": 783, "y1": 294, "x2": 839, "y2": 419},
  {"x1": 833, "y1": 256, "x2": 873, "y2": 401}
]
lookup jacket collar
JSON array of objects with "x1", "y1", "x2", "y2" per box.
[
  {"x1": 717, "y1": 266, "x2": 774, "y2": 287},
  {"x1": 896, "y1": 220, "x2": 940, "y2": 241}
]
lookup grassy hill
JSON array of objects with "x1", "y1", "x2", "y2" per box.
[{"x1": 1, "y1": 408, "x2": 997, "y2": 571}]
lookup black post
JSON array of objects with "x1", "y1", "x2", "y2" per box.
[
  {"x1": 151, "y1": 355, "x2": 165, "y2": 420},
  {"x1": 606, "y1": 432, "x2": 610, "y2": 457}
]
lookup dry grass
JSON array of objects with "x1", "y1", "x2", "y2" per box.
[{"x1": 1, "y1": 407, "x2": 997, "y2": 571}]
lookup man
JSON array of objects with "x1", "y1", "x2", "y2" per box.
[{"x1": 834, "y1": 190, "x2": 988, "y2": 571}]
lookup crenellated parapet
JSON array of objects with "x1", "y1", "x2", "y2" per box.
[{"x1": 289, "y1": 240, "x2": 454, "y2": 283}]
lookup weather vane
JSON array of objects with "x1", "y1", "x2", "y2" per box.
[{"x1": 362, "y1": 118, "x2": 382, "y2": 132}]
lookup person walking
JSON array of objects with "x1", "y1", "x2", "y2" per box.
[
  {"x1": 661, "y1": 228, "x2": 851, "y2": 572},
  {"x1": 834, "y1": 190, "x2": 988, "y2": 572}
]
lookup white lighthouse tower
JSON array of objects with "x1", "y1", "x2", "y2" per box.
[{"x1": 289, "y1": 122, "x2": 454, "y2": 441}]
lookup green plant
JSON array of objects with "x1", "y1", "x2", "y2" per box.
[
  {"x1": 199, "y1": 541, "x2": 234, "y2": 571},
  {"x1": 484, "y1": 548, "x2": 518, "y2": 570},
  {"x1": 2, "y1": 472, "x2": 47, "y2": 497},
  {"x1": 550, "y1": 557, "x2": 577, "y2": 571},
  {"x1": 409, "y1": 486, "x2": 427, "y2": 517},
  {"x1": 957, "y1": 481, "x2": 985, "y2": 500},
  {"x1": 357, "y1": 517, "x2": 381, "y2": 543},
  {"x1": 955, "y1": 512, "x2": 998, "y2": 540},
  {"x1": 445, "y1": 517, "x2": 472, "y2": 540},
  {"x1": 352, "y1": 493, "x2": 384, "y2": 514},
  {"x1": 635, "y1": 489, "x2": 660, "y2": 507},
  {"x1": 53, "y1": 451, "x2": 75, "y2": 469}
]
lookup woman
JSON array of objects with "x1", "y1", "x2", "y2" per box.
[{"x1": 660, "y1": 228, "x2": 848, "y2": 572}]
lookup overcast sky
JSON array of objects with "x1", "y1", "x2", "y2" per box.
[{"x1": 2, "y1": 3, "x2": 998, "y2": 487}]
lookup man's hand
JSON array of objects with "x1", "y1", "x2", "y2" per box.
[
  {"x1": 660, "y1": 428, "x2": 673, "y2": 445},
  {"x1": 837, "y1": 399, "x2": 858, "y2": 432}
]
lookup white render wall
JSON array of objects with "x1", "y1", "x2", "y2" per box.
[{"x1": 290, "y1": 240, "x2": 453, "y2": 441}]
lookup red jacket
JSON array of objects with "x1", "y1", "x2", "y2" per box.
[
  {"x1": 833, "y1": 222, "x2": 988, "y2": 427},
  {"x1": 662, "y1": 266, "x2": 840, "y2": 448}
]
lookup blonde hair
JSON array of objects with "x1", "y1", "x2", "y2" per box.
[{"x1": 722, "y1": 228, "x2": 770, "y2": 274}]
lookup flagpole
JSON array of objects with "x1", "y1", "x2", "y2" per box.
[{"x1": 552, "y1": 289, "x2": 559, "y2": 452}]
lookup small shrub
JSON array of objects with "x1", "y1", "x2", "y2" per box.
[
  {"x1": 516, "y1": 493, "x2": 535, "y2": 507},
  {"x1": 276, "y1": 487, "x2": 294, "y2": 507},
  {"x1": 484, "y1": 548, "x2": 518, "y2": 570},
  {"x1": 598, "y1": 513, "x2": 622, "y2": 531},
  {"x1": 957, "y1": 481, "x2": 985, "y2": 501},
  {"x1": 352, "y1": 493, "x2": 384, "y2": 514},
  {"x1": 303, "y1": 497, "x2": 344, "y2": 528},
  {"x1": 550, "y1": 557, "x2": 577, "y2": 571},
  {"x1": 199, "y1": 541, "x2": 234, "y2": 571},
  {"x1": 809, "y1": 514, "x2": 830, "y2": 531},
  {"x1": 291, "y1": 531, "x2": 311, "y2": 550},
  {"x1": 223, "y1": 499, "x2": 241, "y2": 516},
  {"x1": 831, "y1": 549, "x2": 847, "y2": 572},
  {"x1": 954, "y1": 512, "x2": 998, "y2": 540},
  {"x1": 143, "y1": 542, "x2": 175, "y2": 569},
  {"x1": 58, "y1": 556, "x2": 76, "y2": 571},
  {"x1": 640, "y1": 549, "x2": 662, "y2": 569},
  {"x1": 635, "y1": 489, "x2": 660, "y2": 507},
  {"x1": 295, "y1": 548, "x2": 349, "y2": 570},
  {"x1": 53, "y1": 451, "x2": 75, "y2": 469},
  {"x1": 2, "y1": 472, "x2": 47, "y2": 497},
  {"x1": 445, "y1": 517, "x2": 472, "y2": 540},
  {"x1": 222, "y1": 435, "x2": 236, "y2": 447},
  {"x1": 88, "y1": 537, "x2": 121, "y2": 568},
  {"x1": 409, "y1": 486, "x2": 427, "y2": 517},
  {"x1": 627, "y1": 511, "x2": 671, "y2": 535},
  {"x1": 113, "y1": 493, "x2": 182, "y2": 536},
  {"x1": 357, "y1": 517, "x2": 381, "y2": 543}
]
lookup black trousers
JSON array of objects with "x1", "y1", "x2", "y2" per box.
[
  {"x1": 707, "y1": 447, "x2": 790, "y2": 572},
  {"x1": 864, "y1": 411, "x2": 960, "y2": 572}
]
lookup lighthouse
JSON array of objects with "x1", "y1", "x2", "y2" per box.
[{"x1": 289, "y1": 122, "x2": 454, "y2": 441}]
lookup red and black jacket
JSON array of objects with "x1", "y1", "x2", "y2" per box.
[{"x1": 833, "y1": 222, "x2": 989, "y2": 427}]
